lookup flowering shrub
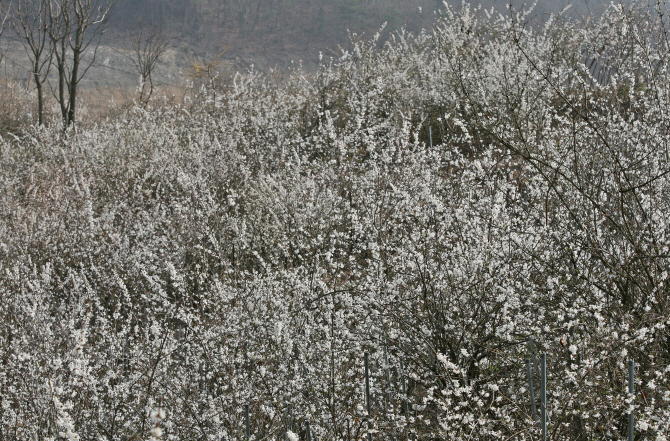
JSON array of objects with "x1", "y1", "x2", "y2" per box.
[
  {"x1": 1, "y1": 1, "x2": 669, "y2": 440},
  {"x1": 0, "y1": 80, "x2": 36, "y2": 136}
]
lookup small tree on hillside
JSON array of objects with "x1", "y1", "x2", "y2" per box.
[
  {"x1": 0, "y1": 6, "x2": 9, "y2": 66},
  {"x1": 6, "y1": 0, "x2": 54, "y2": 125},
  {"x1": 121, "y1": 22, "x2": 172, "y2": 106},
  {"x1": 47, "y1": 0, "x2": 115, "y2": 127}
]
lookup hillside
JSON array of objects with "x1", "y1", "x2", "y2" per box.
[{"x1": 1, "y1": 0, "x2": 600, "y2": 93}]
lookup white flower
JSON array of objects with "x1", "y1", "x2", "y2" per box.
[
  {"x1": 569, "y1": 345, "x2": 578, "y2": 355},
  {"x1": 639, "y1": 421, "x2": 648, "y2": 431},
  {"x1": 150, "y1": 426, "x2": 163, "y2": 438},
  {"x1": 287, "y1": 430, "x2": 299, "y2": 441},
  {"x1": 150, "y1": 407, "x2": 166, "y2": 422}
]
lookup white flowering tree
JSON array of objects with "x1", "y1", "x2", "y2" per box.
[{"x1": 0, "y1": 1, "x2": 669, "y2": 440}]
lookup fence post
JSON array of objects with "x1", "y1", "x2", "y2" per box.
[
  {"x1": 399, "y1": 357, "x2": 409, "y2": 423},
  {"x1": 302, "y1": 361, "x2": 314, "y2": 397},
  {"x1": 383, "y1": 337, "x2": 391, "y2": 415},
  {"x1": 199, "y1": 362, "x2": 204, "y2": 392},
  {"x1": 577, "y1": 346, "x2": 582, "y2": 367},
  {"x1": 628, "y1": 360, "x2": 634, "y2": 441},
  {"x1": 177, "y1": 325, "x2": 182, "y2": 360},
  {"x1": 364, "y1": 351, "x2": 372, "y2": 441},
  {"x1": 526, "y1": 359, "x2": 538, "y2": 422},
  {"x1": 284, "y1": 407, "x2": 291, "y2": 441},
  {"x1": 529, "y1": 337, "x2": 540, "y2": 379},
  {"x1": 124, "y1": 334, "x2": 130, "y2": 377},
  {"x1": 541, "y1": 353, "x2": 547, "y2": 441},
  {"x1": 289, "y1": 405, "x2": 293, "y2": 431},
  {"x1": 428, "y1": 126, "x2": 433, "y2": 148},
  {"x1": 306, "y1": 420, "x2": 312, "y2": 441},
  {"x1": 245, "y1": 404, "x2": 250, "y2": 440}
]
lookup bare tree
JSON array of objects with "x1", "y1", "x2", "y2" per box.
[
  {"x1": 0, "y1": 5, "x2": 8, "y2": 65},
  {"x1": 5, "y1": 0, "x2": 54, "y2": 125},
  {"x1": 122, "y1": 21, "x2": 171, "y2": 105},
  {"x1": 48, "y1": 0, "x2": 114, "y2": 127}
]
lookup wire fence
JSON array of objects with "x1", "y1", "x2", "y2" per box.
[{"x1": 227, "y1": 338, "x2": 640, "y2": 441}]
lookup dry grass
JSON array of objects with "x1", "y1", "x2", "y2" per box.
[
  {"x1": 0, "y1": 76, "x2": 196, "y2": 133},
  {"x1": 0, "y1": 78, "x2": 35, "y2": 136}
]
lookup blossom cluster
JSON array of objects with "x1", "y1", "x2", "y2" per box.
[{"x1": 0, "y1": 1, "x2": 669, "y2": 439}]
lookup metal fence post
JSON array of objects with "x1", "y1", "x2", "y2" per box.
[
  {"x1": 124, "y1": 334, "x2": 130, "y2": 377},
  {"x1": 177, "y1": 325, "x2": 181, "y2": 360},
  {"x1": 541, "y1": 353, "x2": 547, "y2": 441},
  {"x1": 199, "y1": 362, "x2": 204, "y2": 392},
  {"x1": 306, "y1": 421, "x2": 312, "y2": 441},
  {"x1": 529, "y1": 337, "x2": 540, "y2": 378},
  {"x1": 400, "y1": 357, "x2": 409, "y2": 424},
  {"x1": 245, "y1": 404, "x2": 250, "y2": 440},
  {"x1": 364, "y1": 351, "x2": 372, "y2": 441},
  {"x1": 526, "y1": 359, "x2": 538, "y2": 422},
  {"x1": 383, "y1": 338, "x2": 391, "y2": 415},
  {"x1": 283, "y1": 407, "x2": 288, "y2": 441},
  {"x1": 628, "y1": 360, "x2": 634, "y2": 441}
]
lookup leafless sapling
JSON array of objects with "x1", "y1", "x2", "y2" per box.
[
  {"x1": 5, "y1": 0, "x2": 55, "y2": 125},
  {"x1": 122, "y1": 21, "x2": 171, "y2": 106},
  {"x1": 47, "y1": 0, "x2": 115, "y2": 127}
]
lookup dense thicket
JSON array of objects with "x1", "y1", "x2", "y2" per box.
[{"x1": 1, "y1": 2, "x2": 670, "y2": 440}]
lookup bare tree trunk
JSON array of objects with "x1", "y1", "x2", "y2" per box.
[
  {"x1": 0, "y1": 10, "x2": 7, "y2": 65},
  {"x1": 34, "y1": 65, "x2": 44, "y2": 125},
  {"x1": 6, "y1": 0, "x2": 55, "y2": 126},
  {"x1": 48, "y1": 0, "x2": 114, "y2": 127},
  {"x1": 55, "y1": 37, "x2": 67, "y2": 125},
  {"x1": 66, "y1": 30, "x2": 83, "y2": 126}
]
